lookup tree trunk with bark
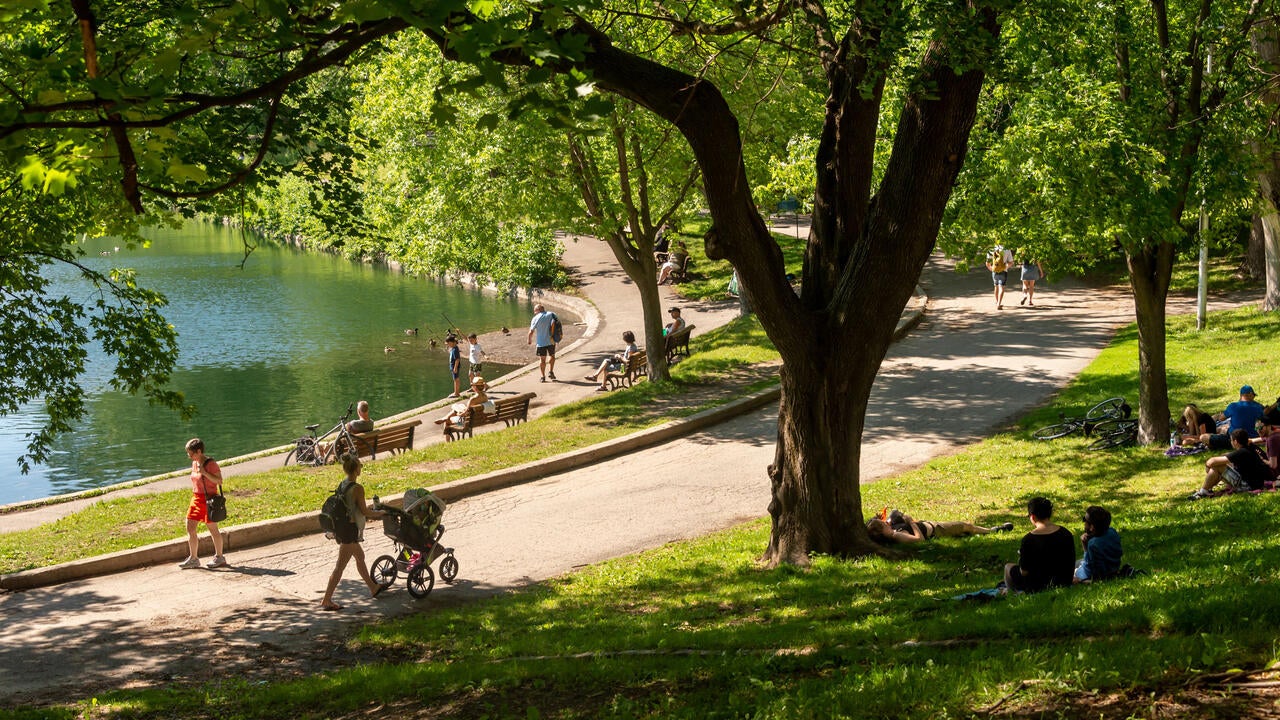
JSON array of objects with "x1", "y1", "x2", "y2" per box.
[
  {"x1": 570, "y1": 11, "x2": 1000, "y2": 565},
  {"x1": 1252, "y1": 15, "x2": 1280, "y2": 311},
  {"x1": 1127, "y1": 245, "x2": 1174, "y2": 444}
]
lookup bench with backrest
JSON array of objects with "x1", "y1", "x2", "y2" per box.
[
  {"x1": 350, "y1": 419, "x2": 423, "y2": 459},
  {"x1": 656, "y1": 251, "x2": 690, "y2": 284},
  {"x1": 443, "y1": 392, "x2": 537, "y2": 441},
  {"x1": 664, "y1": 324, "x2": 695, "y2": 364},
  {"x1": 604, "y1": 350, "x2": 648, "y2": 390}
]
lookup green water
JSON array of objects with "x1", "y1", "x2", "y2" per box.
[{"x1": 1, "y1": 222, "x2": 528, "y2": 505}]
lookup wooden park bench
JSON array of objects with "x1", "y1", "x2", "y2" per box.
[
  {"x1": 443, "y1": 392, "x2": 537, "y2": 441},
  {"x1": 350, "y1": 419, "x2": 423, "y2": 460},
  {"x1": 656, "y1": 251, "x2": 690, "y2": 284},
  {"x1": 664, "y1": 324, "x2": 695, "y2": 364},
  {"x1": 604, "y1": 350, "x2": 648, "y2": 390}
]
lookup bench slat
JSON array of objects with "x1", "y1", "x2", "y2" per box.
[{"x1": 444, "y1": 392, "x2": 537, "y2": 441}]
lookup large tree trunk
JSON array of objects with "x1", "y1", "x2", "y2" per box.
[
  {"x1": 565, "y1": 11, "x2": 999, "y2": 565},
  {"x1": 1253, "y1": 15, "x2": 1280, "y2": 311},
  {"x1": 1127, "y1": 245, "x2": 1175, "y2": 444},
  {"x1": 1263, "y1": 211, "x2": 1280, "y2": 311}
]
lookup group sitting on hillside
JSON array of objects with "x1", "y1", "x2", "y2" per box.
[{"x1": 1177, "y1": 384, "x2": 1280, "y2": 499}]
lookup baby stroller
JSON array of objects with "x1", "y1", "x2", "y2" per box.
[{"x1": 370, "y1": 488, "x2": 459, "y2": 598}]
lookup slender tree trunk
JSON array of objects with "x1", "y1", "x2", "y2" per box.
[{"x1": 1127, "y1": 246, "x2": 1174, "y2": 443}]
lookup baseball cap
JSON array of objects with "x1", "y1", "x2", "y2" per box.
[{"x1": 1241, "y1": 385, "x2": 1255, "y2": 396}]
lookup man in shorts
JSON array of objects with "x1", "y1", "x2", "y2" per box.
[
  {"x1": 1191, "y1": 428, "x2": 1272, "y2": 499},
  {"x1": 527, "y1": 303, "x2": 557, "y2": 382},
  {"x1": 984, "y1": 244, "x2": 1015, "y2": 310},
  {"x1": 1200, "y1": 385, "x2": 1265, "y2": 450}
]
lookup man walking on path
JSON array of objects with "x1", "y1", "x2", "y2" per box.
[{"x1": 528, "y1": 303, "x2": 558, "y2": 382}]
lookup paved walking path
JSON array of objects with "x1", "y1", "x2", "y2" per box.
[{"x1": 0, "y1": 231, "x2": 1256, "y2": 705}]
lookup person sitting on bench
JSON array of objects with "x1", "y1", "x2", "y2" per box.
[
  {"x1": 435, "y1": 377, "x2": 490, "y2": 433},
  {"x1": 584, "y1": 331, "x2": 639, "y2": 390}
]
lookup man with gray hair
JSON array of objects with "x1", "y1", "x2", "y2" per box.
[{"x1": 527, "y1": 303, "x2": 557, "y2": 382}]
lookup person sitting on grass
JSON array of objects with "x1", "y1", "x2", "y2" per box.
[
  {"x1": 584, "y1": 330, "x2": 640, "y2": 390},
  {"x1": 1177, "y1": 403, "x2": 1216, "y2": 446},
  {"x1": 1191, "y1": 428, "x2": 1272, "y2": 499},
  {"x1": 1074, "y1": 506, "x2": 1123, "y2": 583},
  {"x1": 1258, "y1": 409, "x2": 1280, "y2": 480},
  {"x1": 1199, "y1": 385, "x2": 1265, "y2": 450},
  {"x1": 866, "y1": 510, "x2": 1014, "y2": 544},
  {"x1": 1003, "y1": 496, "x2": 1075, "y2": 593}
]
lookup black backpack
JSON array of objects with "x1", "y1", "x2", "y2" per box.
[{"x1": 319, "y1": 480, "x2": 358, "y2": 543}]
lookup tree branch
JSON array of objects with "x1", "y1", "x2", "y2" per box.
[{"x1": 137, "y1": 94, "x2": 283, "y2": 200}]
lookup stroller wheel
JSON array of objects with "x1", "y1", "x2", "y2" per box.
[
  {"x1": 438, "y1": 554, "x2": 459, "y2": 583},
  {"x1": 407, "y1": 564, "x2": 435, "y2": 598},
  {"x1": 371, "y1": 555, "x2": 398, "y2": 588}
]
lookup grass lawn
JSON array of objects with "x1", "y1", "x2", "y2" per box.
[{"x1": 9, "y1": 307, "x2": 1280, "y2": 718}]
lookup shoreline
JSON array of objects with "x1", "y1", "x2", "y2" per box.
[{"x1": 0, "y1": 227, "x2": 592, "y2": 515}]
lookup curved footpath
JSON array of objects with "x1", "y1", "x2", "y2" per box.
[{"x1": 0, "y1": 228, "x2": 1250, "y2": 705}]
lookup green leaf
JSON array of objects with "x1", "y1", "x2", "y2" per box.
[{"x1": 167, "y1": 162, "x2": 209, "y2": 183}]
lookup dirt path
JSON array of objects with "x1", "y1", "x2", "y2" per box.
[{"x1": 0, "y1": 251, "x2": 1264, "y2": 707}]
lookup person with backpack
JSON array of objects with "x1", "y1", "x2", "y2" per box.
[
  {"x1": 320, "y1": 453, "x2": 387, "y2": 611},
  {"x1": 180, "y1": 438, "x2": 227, "y2": 569},
  {"x1": 1017, "y1": 255, "x2": 1045, "y2": 307},
  {"x1": 984, "y1": 244, "x2": 1015, "y2": 310},
  {"x1": 526, "y1": 303, "x2": 559, "y2": 382}
]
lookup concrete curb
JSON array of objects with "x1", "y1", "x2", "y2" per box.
[{"x1": 0, "y1": 287, "x2": 926, "y2": 592}]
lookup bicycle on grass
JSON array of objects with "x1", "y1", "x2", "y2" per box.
[
  {"x1": 284, "y1": 403, "x2": 359, "y2": 466},
  {"x1": 1032, "y1": 397, "x2": 1134, "y2": 447}
]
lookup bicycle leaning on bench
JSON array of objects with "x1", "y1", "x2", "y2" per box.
[
  {"x1": 285, "y1": 403, "x2": 359, "y2": 466},
  {"x1": 1032, "y1": 397, "x2": 1137, "y2": 450}
]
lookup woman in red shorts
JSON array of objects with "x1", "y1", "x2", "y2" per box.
[{"x1": 180, "y1": 438, "x2": 227, "y2": 569}]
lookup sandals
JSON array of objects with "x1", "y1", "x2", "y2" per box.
[{"x1": 320, "y1": 602, "x2": 343, "y2": 611}]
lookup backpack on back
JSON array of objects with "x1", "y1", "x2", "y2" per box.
[
  {"x1": 989, "y1": 248, "x2": 1008, "y2": 273},
  {"x1": 319, "y1": 479, "x2": 358, "y2": 543},
  {"x1": 550, "y1": 312, "x2": 563, "y2": 343}
]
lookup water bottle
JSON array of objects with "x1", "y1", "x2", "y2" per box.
[{"x1": 1169, "y1": 431, "x2": 1179, "y2": 448}]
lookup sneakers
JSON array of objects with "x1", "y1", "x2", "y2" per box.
[
  {"x1": 1190, "y1": 489, "x2": 1211, "y2": 500},
  {"x1": 548, "y1": 372, "x2": 557, "y2": 381},
  {"x1": 540, "y1": 376, "x2": 546, "y2": 383},
  {"x1": 177, "y1": 558, "x2": 202, "y2": 569},
  {"x1": 206, "y1": 556, "x2": 229, "y2": 569},
  {"x1": 996, "y1": 522, "x2": 1015, "y2": 532}
]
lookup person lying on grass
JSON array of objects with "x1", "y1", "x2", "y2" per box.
[
  {"x1": 866, "y1": 509, "x2": 1014, "y2": 545},
  {"x1": 1191, "y1": 428, "x2": 1272, "y2": 500}
]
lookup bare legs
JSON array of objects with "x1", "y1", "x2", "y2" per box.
[
  {"x1": 184, "y1": 517, "x2": 223, "y2": 562},
  {"x1": 320, "y1": 542, "x2": 380, "y2": 610}
]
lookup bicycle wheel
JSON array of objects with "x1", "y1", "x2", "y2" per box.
[
  {"x1": 1090, "y1": 419, "x2": 1138, "y2": 437},
  {"x1": 407, "y1": 564, "x2": 435, "y2": 598},
  {"x1": 1088, "y1": 429, "x2": 1136, "y2": 451},
  {"x1": 371, "y1": 555, "x2": 398, "y2": 588},
  {"x1": 1086, "y1": 397, "x2": 1128, "y2": 421},
  {"x1": 1033, "y1": 423, "x2": 1079, "y2": 440}
]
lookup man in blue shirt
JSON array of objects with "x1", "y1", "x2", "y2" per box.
[
  {"x1": 1200, "y1": 385, "x2": 1265, "y2": 450},
  {"x1": 527, "y1": 303, "x2": 557, "y2": 382}
]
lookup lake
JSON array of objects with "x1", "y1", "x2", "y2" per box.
[{"x1": 0, "y1": 222, "x2": 528, "y2": 506}]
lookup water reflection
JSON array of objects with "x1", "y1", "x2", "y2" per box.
[{"x1": 2, "y1": 223, "x2": 525, "y2": 504}]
